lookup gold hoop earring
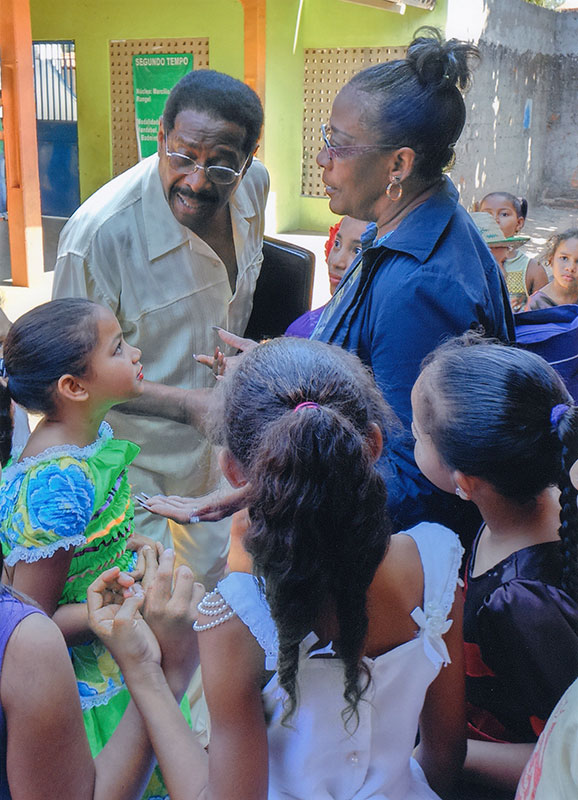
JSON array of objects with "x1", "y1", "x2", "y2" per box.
[{"x1": 386, "y1": 177, "x2": 403, "y2": 202}]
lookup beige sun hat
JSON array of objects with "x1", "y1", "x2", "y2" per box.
[{"x1": 470, "y1": 211, "x2": 530, "y2": 247}]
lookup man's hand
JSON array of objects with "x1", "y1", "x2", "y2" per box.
[
  {"x1": 193, "y1": 327, "x2": 258, "y2": 378},
  {"x1": 135, "y1": 483, "x2": 250, "y2": 523}
]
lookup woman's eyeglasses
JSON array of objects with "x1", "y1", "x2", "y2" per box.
[{"x1": 321, "y1": 124, "x2": 392, "y2": 160}]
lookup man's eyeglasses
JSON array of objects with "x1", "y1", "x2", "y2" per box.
[
  {"x1": 321, "y1": 123, "x2": 393, "y2": 160},
  {"x1": 165, "y1": 141, "x2": 250, "y2": 185}
]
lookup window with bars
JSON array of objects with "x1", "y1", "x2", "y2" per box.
[{"x1": 32, "y1": 41, "x2": 77, "y2": 122}]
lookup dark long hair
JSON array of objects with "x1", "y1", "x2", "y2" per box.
[
  {"x1": 213, "y1": 337, "x2": 394, "y2": 725},
  {"x1": 347, "y1": 27, "x2": 479, "y2": 181},
  {"x1": 419, "y1": 334, "x2": 578, "y2": 600},
  {"x1": 0, "y1": 299, "x2": 101, "y2": 462}
]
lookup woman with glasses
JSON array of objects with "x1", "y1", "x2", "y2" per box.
[{"x1": 310, "y1": 27, "x2": 514, "y2": 545}]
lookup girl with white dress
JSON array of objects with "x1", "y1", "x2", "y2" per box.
[{"x1": 121, "y1": 336, "x2": 466, "y2": 800}]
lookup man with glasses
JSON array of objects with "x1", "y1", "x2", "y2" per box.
[{"x1": 52, "y1": 70, "x2": 269, "y2": 589}]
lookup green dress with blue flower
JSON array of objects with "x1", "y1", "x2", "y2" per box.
[{"x1": 0, "y1": 422, "x2": 172, "y2": 800}]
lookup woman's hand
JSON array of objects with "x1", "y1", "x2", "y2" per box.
[
  {"x1": 135, "y1": 483, "x2": 250, "y2": 523},
  {"x1": 141, "y1": 549, "x2": 205, "y2": 696},
  {"x1": 87, "y1": 566, "x2": 161, "y2": 675}
]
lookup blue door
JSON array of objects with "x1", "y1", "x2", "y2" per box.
[{"x1": 33, "y1": 41, "x2": 80, "y2": 217}]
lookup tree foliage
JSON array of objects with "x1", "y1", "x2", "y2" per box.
[{"x1": 524, "y1": 0, "x2": 565, "y2": 8}]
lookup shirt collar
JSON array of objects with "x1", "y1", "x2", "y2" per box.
[
  {"x1": 363, "y1": 176, "x2": 458, "y2": 264},
  {"x1": 142, "y1": 155, "x2": 257, "y2": 262}
]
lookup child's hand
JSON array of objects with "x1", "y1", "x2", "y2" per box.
[
  {"x1": 142, "y1": 549, "x2": 205, "y2": 694},
  {"x1": 87, "y1": 566, "x2": 161, "y2": 674},
  {"x1": 126, "y1": 534, "x2": 164, "y2": 582}
]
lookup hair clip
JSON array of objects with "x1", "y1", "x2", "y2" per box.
[
  {"x1": 293, "y1": 401, "x2": 320, "y2": 413},
  {"x1": 0, "y1": 357, "x2": 6, "y2": 378},
  {"x1": 550, "y1": 403, "x2": 570, "y2": 431}
]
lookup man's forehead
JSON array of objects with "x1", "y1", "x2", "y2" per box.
[{"x1": 169, "y1": 108, "x2": 246, "y2": 151}]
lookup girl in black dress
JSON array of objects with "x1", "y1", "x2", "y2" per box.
[{"x1": 410, "y1": 334, "x2": 578, "y2": 796}]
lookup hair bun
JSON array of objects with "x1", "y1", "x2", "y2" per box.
[{"x1": 407, "y1": 27, "x2": 477, "y2": 91}]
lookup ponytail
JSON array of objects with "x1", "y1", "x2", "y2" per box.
[
  {"x1": 214, "y1": 337, "x2": 395, "y2": 728},
  {"x1": 555, "y1": 407, "x2": 578, "y2": 601},
  {"x1": 0, "y1": 381, "x2": 12, "y2": 466},
  {"x1": 244, "y1": 403, "x2": 387, "y2": 726}
]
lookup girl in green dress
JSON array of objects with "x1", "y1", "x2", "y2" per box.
[{"x1": 0, "y1": 298, "x2": 175, "y2": 799}]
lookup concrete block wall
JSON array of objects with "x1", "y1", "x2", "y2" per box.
[{"x1": 446, "y1": 0, "x2": 578, "y2": 210}]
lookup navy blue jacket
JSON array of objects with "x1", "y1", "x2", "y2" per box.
[{"x1": 312, "y1": 178, "x2": 514, "y2": 534}]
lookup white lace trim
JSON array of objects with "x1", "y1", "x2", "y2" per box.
[
  {"x1": 218, "y1": 573, "x2": 279, "y2": 670},
  {"x1": 437, "y1": 529, "x2": 464, "y2": 618},
  {"x1": 4, "y1": 534, "x2": 86, "y2": 566},
  {"x1": 6, "y1": 421, "x2": 113, "y2": 477},
  {"x1": 79, "y1": 681, "x2": 126, "y2": 711}
]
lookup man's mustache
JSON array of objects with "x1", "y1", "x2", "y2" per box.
[{"x1": 172, "y1": 186, "x2": 218, "y2": 204}]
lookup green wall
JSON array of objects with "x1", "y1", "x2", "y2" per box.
[
  {"x1": 30, "y1": 0, "x2": 448, "y2": 230},
  {"x1": 265, "y1": 0, "x2": 448, "y2": 231},
  {"x1": 30, "y1": 0, "x2": 244, "y2": 201}
]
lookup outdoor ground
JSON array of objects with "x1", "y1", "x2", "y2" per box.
[{"x1": 0, "y1": 204, "x2": 576, "y2": 324}]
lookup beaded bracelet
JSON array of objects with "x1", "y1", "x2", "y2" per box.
[{"x1": 193, "y1": 588, "x2": 237, "y2": 632}]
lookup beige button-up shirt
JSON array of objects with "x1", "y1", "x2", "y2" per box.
[{"x1": 53, "y1": 154, "x2": 269, "y2": 498}]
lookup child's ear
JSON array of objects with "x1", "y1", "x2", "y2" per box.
[
  {"x1": 515, "y1": 216, "x2": 525, "y2": 233},
  {"x1": 218, "y1": 448, "x2": 248, "y2": 488},
  {"x1": 57, "y1": 374, "x2": 89, "y2": 403},
  {"x1": 452, "y1": 470, "x2": 477, "y2": 502},
  {"x1": 367, "y1": 422, "x2": 383, "y2": 463}
]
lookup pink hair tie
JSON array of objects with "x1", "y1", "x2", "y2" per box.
[{"x1": 293, "y1": 401, "x2": 320, "y2": 413}]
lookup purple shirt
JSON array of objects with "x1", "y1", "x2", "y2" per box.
[
  {"x1": 0, "y1": 592, "x2": 42, "y2": 799},
  {"x1": 285, "y1": 306, "x2": 325, "y2": 339}
]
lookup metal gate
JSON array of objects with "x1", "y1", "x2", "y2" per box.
[{"x1": 33, "y1": 40, "x2": 80, "y2": 217}]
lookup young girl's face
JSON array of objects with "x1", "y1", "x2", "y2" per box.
[
  {"x1": 327, "y1": 216, "x2": 367, "y2": 294},
  {"x1": 551, "y1": 237, "x2": 578, "y2": 295},
  {"x1": 479, "y1": 194, "x2": 523, "y2": 239},
  {"x1": 83, "y1": 306, "x2": 144, "y2": 408},
  {"x1": 410, "y1": 376, "x2": 456, "y2": 494}
]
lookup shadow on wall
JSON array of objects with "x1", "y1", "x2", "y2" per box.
[{"x1": 450, "y1": 0, "x2": 578, "y2": 211}]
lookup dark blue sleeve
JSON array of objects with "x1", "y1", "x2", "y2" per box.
[
  {"x1": 367, "y1": 269, "x2": 495, "y2": 428},
  {"x1": 477, "y1": 580, "x2": 578, "y2": 724}
]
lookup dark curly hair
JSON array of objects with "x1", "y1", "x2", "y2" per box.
[
  {"x1": 347, "y1": 27, "x2": 479, "y2": 181},
  {"x1": 418, "y1": 334, "x2": 578, "y2": 601},
  {"x1": 162, "y1": 69, "x2": 263, "y2": 157},
  {"x1": 213, "y1": 337, "x2": 395, "y2": 726}
]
